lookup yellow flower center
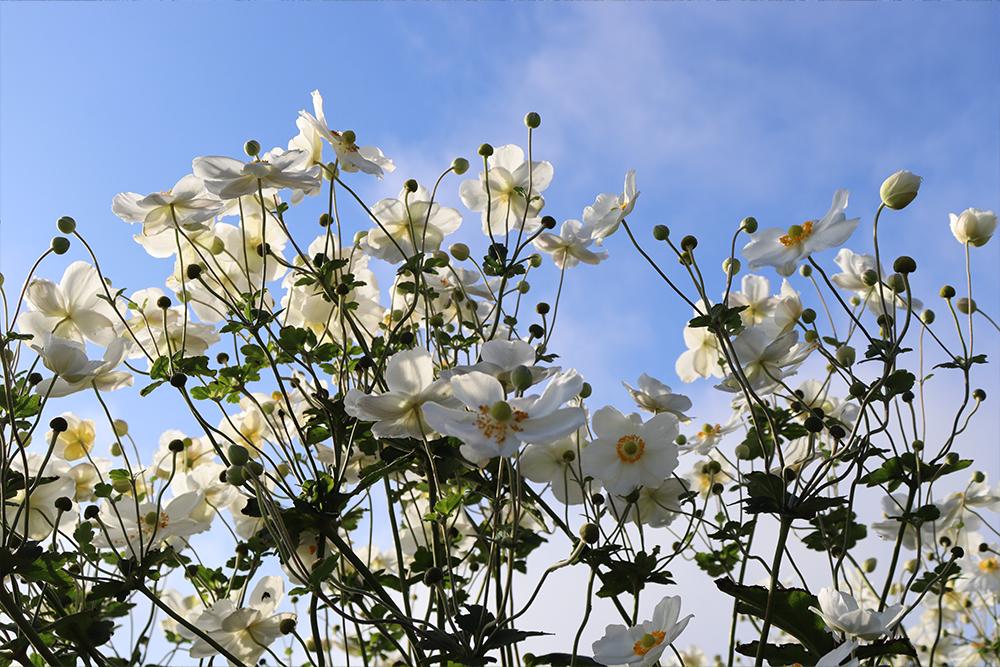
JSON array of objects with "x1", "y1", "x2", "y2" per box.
[
  {"x1": 616, "y1": 435, "x2": 646, "y2": 463},
  {"x1": 633, "y1": 630, "x2": 665, "y2": 656},
  {"x1": 979, "y1": 557, "x2": 998, "y2": 573},
  {"x1": 779, "y1": 220, "x2": 815, "y2": 247},
  {"x1": 697, "y1": 423, "x2": 721, "y2": 440},
  {"x1": 475, "y1": 405, "x2": 528, "y2": 444}
]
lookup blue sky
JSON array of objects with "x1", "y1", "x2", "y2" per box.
[{"x1": 2, "y1": 2, "x2": 998, "y2": 659}]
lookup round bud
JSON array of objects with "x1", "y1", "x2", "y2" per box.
[
  {"x1": 279, "y1": 618, "x2": 296, "y2": 635},
  {"x1": 680, "y1": 235, "x2": 698, "y2": 251},
  {"x1": 227, "y1": 465, "x2": 246, "y2": 486},
  {"x1": 835, "y1": 345, "x2": 856, "y2": 367},
  {"x1": 945, "y1": 452, "x2": 960, "y2": 466},
  {"x1": 186, "y1": 264, "x2": 202, "y2": 280},
  {"x1": 84, "y1": 505, "x2": 100, "y2": 520},
  {"x1": 228, "y1": 444, "x2": 250, "y2": 466},
  {"x1": 422, "y1": 566, "x2": 444, "y2": 586},
  {"x1": 541, "y1": 215, "x2": 557, "y2": 230},
  {"x1": 888, "y1": 274, "x2": 906, "y2": 293},
  {"x1": 169, "y1": 373, "x2": 187, "y2": 388},
  {"x1": 216, "y1": 352, "x2": 230, "y2": 365},
  {"x1": 28, "y1": 372, "x2": 42, "y2": 385},
  {"x1": 829, "y1": 424, "x2": 846, "y2": 439},
  {"x1": 246, "y1": 460, "x2": 264, "y2": 477},
  {"x1": 956, "y1": 298, "x2": 977, "y2": 315},
  {"x1": 849, "y1": 295, "x2": 861, "y2": 307},
  {"x1": 113, "y1": 478, "x2": 132, "y2": 494},
  {"x1": 517, "y1": 280, "x2": 530, "y2": 294},
  {"x1": 529, "y1": 253, "x2": 543, "y2": 268},
  {"x1": 110, "y1": 442, "x2": 122, "y2": 456},
  {"x1": 801, "y1": 308, "x2": 816, "y2": 325},
  {"x1": 449, "y1": 243, "x2": 470, "y2": 261},
  {"x1": 901, "y1": 390, "x2": 914, "y2": 403},
  {"x1": 243, "y1": 140, "x2": 260, "y2": 157},
  {"x1": 722, "y1": 258, "x2": 741, "y2": 275},
  {"x1": 528, "y1": 324, "x2": 544, "y2": 339},
  {"x1": 561, "y1": 449, "x2": 576, "y2": 463},
  {"x1": 510, "y1": 365, "x2": 533, "y2": 392},
  {"x1": 156, "y1": 296, "x2": 172, "y2": 310},
  {"x1": 921, "y1": 309, "x2": 935, "y2": 324},
  {"x1": 880, "y1": 170, "x2": 921, "y2": 210},
  {"x1": 340, "y1": 130, "x2": 357, "y2": 145},
  {"x1": 893, "y1": 256, "x2": 917, "y2": 274},
  {"x1": 972, "y1": 388, "x2": 986, "y2": 401},
  {"x1": 734, "y1": 444, "x2": 751, "y2": 459},
  {"x1": 534, "y1": 302, "x2": 551, "y2": 317},
  {"x1": 912, "y1": 439, "x2": 924, "y2": 452},
  {"x1": 451, "y1": 157, "x2": 469, "y2": 175},
  {"x1": 940, "y1": 285, "x2": 956, "y2": 299},
  {"x1": 652, "y1": 225, "x2": 670, "y2": 241},
  {"x1": 624, "y1": 489, "x2": 640, "y2": 504},
  {"x1": 404, "y1": 178, "x2": 418, "y2": 193},
  {"x1": 590, "y1": 492, "x2": 605, "y2": 506},
  {"x1": 579, "y1": 382, "x2": 593, "y2": 399},
  {"x1": 903, "y1": 559, "x2": 918, "y2": 574},
  {"x1": 478, "y1": 143, "x2": 494, "y2": 157},
  {"x1": 579, "y1": 522, "x2": 600, "y2": 545},
  {"x1": 675, "y1": 434, "x2": 687, "y2": 445},
  {"x1": 168, "y1": 439, "x2": 185, "y2": 453},
  {"x1": 49, "y1": 417, "x2": 68, "y2": 432},
  {"x1": 51, "y1": 236, "x2": 70, "y2": 255},
  {"x1": 524, "y1": 111, "x2": 542, "y2": 129},
  {"x1": 876, "y1": 314, "x2": 894, "y2": 329},
  {"x1": 54, "y1": 496, "x2": 73, "y2": 513},
  {"x1": 57, "y1": 216, "x2": 77, "y2": 234},
  {"x1": 741, "y1": 217, "x2": 758, "y2": 234},
  {"x1": 849, "y1": 382, "x2": 867, "y2": 399},
  {"x1": 862, "y1": 270, "x2": 879, "y2": 287},
  {"x1": 804, "y1": 330, "x2": 819, "y2": 343},
  {"x1": 863, "y1": 558, "x2": 877, "y2": 573},
  {"x1": 798, "y1": 264, "x2": 812, "y2": 278},
  {"x1": 782, "y1": 468, "x2": 796, "y2": 483},
  {"x1": 951, "y1": 546, "x2": 964, "y2": 560},
  {"x1": 804, "y1": 416, "x2": 824, "y2": 433},
  {"x1": 972, "y1": 470, "x2": 986, "y2": 484}
]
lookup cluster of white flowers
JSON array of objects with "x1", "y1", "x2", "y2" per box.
[{"x1": 3, "y1": 93, "x2": 997, "y2": 667}]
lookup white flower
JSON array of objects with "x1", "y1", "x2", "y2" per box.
[
  {"x1": 772, "y1": 279, "x2": 804, "y2": 333},
  {"x1": 533, "y1": 219, "x2": 608, "y2": 269},
  {"x1": 726, "y1": 274, "x2": 776, "y2": 326},
  {"x1": 742, "y1": 189, "x2": 860, "y2": 276},
  {"x1": 592, "y1": 595, "x2": 692, "y2": 667},
  {"x1": 459, "y1": 144, "x2": 553, "y2": 236},
  {"x1": 93, "y1": 491, "x2": 209, "y2": 557},
  {"x1": 363, "y1": 184, "x2": 462, "y2": 262},
  {"x1": 584, "y1": 170, "x2": 639, "y2": 244},
  {"x1": 581, "y1": 407, "x2": 679, "y2": 495},
  {"x1": 957, "y1": 553, "x2": 1000, "y2": 596},
  {"x1": 831, "y1": 248, "x2": 922, "y2": 315},
  {"x1": 622, "y1": 374, "x2": 692, "y2": 420},
  {"x1": 193, "y1": 150, "x2": 320, "y2": 200},
  {"x1": 185, "y1": 576, "x2": 294, "y2": 667},
  {"x1": 291, "y1": 89, "x2": 394, "y2": 177},
  {"x1": 9, "y1": 454, "x2": 77, "y2": 540},
  {"x1": 519, "y1": 430, "x2": 594, "y2": 505},
  {"x1": 32, "y1": 335, "x2": 132, "y2": 398},
  {"x1": 170, "y1": 462, "x2": 241, "y2": 524},
  {"x1": 813, "y1": 587, "x2": 903, "y2": 641},
  {"x1": 879, "y1": 170, "x2": 921, "y2": 210},
  {"x1": 949, "y1": 208, "x2": 997, "y2": 247},
  {"x1": 112, "y1": 174, "x2": 223, "y2": 237},
  {"x1": 423, "y1": 369, "x2": 585, "y2": 465},
  {"x1": 345, "y1": 348, "x2": 457, "y2": 439},
  {"x1": 19, "y1": 261, "x2": 118, "y2": 346},
  {"x1": 443, "y1": 338, "x2": 550, "y2": 390},
  {"x1": 219, "y1": 395, "x2": 276, "y2": 458},
  {"x1": 719, "y1": 328, "x2": 810, "y2": 393},
  {"x1": 685, "y1": 416, "x2": 740, "y2": 455},
  {"x1": 675, "y1": 320, "x2": 725, "y2": 383},
  {"x1": 151, "y1": 430, "x2": 216, "y2": 478}
]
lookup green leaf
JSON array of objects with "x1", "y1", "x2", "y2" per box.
[
  {"x1": 716, "y1": 579, "x2": 835, "y2": 655},
  {"x1": 735, "y1": 642, "x2": 812, "y2": 665}
]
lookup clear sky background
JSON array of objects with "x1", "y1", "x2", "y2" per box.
[{"x1": 2, "y1": 2, "x2": 998, "y2": 663}]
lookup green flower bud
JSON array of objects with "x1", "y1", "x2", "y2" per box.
[
  {"x1": 110, "y1": 442, "x2": 122, "y2": 456},
  {"x1": 404, "y1": 178, "x2": 418, "y2": 193},
  {"x1": 579, "y1": 522, "x2": 600, "y2": 544},
  {"x1": 801, "y1": 308, "x2": 816, "y2": 324},
  {"x1": 243, "y1": 140, "x2": 261, "y2": 157},
  {"x1": 579, "y1": 382, "x2": 592, "y2": 399},
  {"x1": 57, "y1": 216, "x2": 77, "y2": 234},
  {"x1": 723, "y1": 258, "x2": 741, "y2": 275},
  {"x1": 863, "y1": 557, "x2": 877, "y2": 573},
  {"x1": 511, "y1": 365, "x2": 533, "y2": 392},
  {"x1": 340, "y1": 130, "x2": 356, "y2": 145},
  {"x1": 921, "y1": 309, "x2": 935, "y2": 324},
  {"x1": 516, "y1": 280, "x2": 530, "y2": 294},
  {"x1": 478, "y1": 143, "x2": 494, "y2": 158},
  {"x1": 529, "y1": 253, "x2": 543, "y2": 268},
  {"x1": 893, "y1": 256, "x2": 917, "y2": 274},
  {"x1": 49, "y1": 416, "x2": 68, "y2": 432},
  {"x1": 940, "y1": 285, "x2": 956, "y2": 299},
  {"x1": 835, "y1": 345, "x2": 856, "y2": 367},
  {"x1": 51, "y1": 236, "x2": 70, "y2": 255},
  {"x1": 524, "y1": 111, "x2": 541, "y2": 129},
  {"x1": 880, "y1": 170, "x2": 921, "y2": 210},
  {"x1": 279, "y1": 618, "x2": 296, "y2": 635},
  {"x1": 972, "y1": 388, "x2": 986, "y2": 401},
  {"x1": 652, "y1": 225, "x2": 670, "y2": 241},
  {"x1": 168, "y1": 439, "x2": 185, "y2": 453},
  {"x1": 799, "y1": 264, "x2": 812, "y2": 277},
  {"x1": 680, "y1": 235, "x2": 698, "y2": 251},
  {"x1": 862, "y1": 270, "x2": 879, "y2": 287},
  {"x1": 451, "y1": 157, "x2": 469, "y2": 175},
  {"x1": 973, "y1": 471, "x2": 986, "y2": 484},
  {"x1": 449, "y1": 243, "x2": 470, "y2": 261},
  {"x1": 228, "y1": 445, "x2": 250, "y2": 466},
  {"x1": 54, "y1": 496, "x2": 73, "y2": 513},
  {"x1": 956, "y1": 297, "x2": 976, "y2": 315},
  {"x1": 741, "y1": 217, "x2": 758, "y2": 234},
  {"x1": 227, "y1": 465, "x2": 246, "y2": 486}
]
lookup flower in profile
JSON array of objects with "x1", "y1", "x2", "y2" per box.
[
  {"x1": 584, "y1": 169, "x2": 639, "y2": 243},
  {"x1": 19, "y1": 261, "x2": 118, "y2": 346},
  {"x1": 533, "y1": 219, "x2": 608, "y2": 269},
  {"x1": 519, "y1": 430, "x2": 593, "y2": 505},
  {"x1": 363, "y1": 184, "x2": 462, "y2": 262},
  {"x1": 949, "y1": 208, "x2": 997, "y2": 247},
  {"x1": 32, "y1": 335, "x2": 132, "y2": 398},
  {"x1": 685, "y1": 416, "x2": 739, "y2": 455},
  {"x1": 423, "y1": 369, "x2": 585, "y2": 465},
  {"x1": 622, "y1": 374, "x2": 692, "y2": 420},
  {"x1": 592, "y1": 595, "x2": 692, "y2": 667},
  {"x1": 719, "y1": 328, "x2": 811, "y2": 393},
  {"x1": 725, "y1": 274, "x2": 777, "y2": 327},
  {"x1": 816, "y1": 640, "x2": 859, "y2": 667},
  {"x1": 291, "y1": 89, "x2": 394, "y2": 177},
  {"x1": 879, "y1": 170, "x2": 921, "y2": 210},
  {"x1": 675, "y1": 318, "x2": 725, "y2": 383},
  {"x1": 581, "y1": 406, "x2": 679, "y2": 495},
  {"x1": 185, "y1": 576, "x2": 295, "y2": 666},
  {"x1": 193, "y1": 150, "x2": 321, "y2": 200},
  {"x1": 742, "y1": 189, "x2": 860, "y2": 276},
  {"x1": 459, "y1": 144, "x2": 554, "y2": 236},
  {"x1": 112, "y1": 174, "x2": 223, "y2": 237},
  {"x1": 345, "y1": 348, "x2": 457, "y2": 439},
  {"x1": 813, "y1": 587, "x2": 903, "y2": 641}
]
